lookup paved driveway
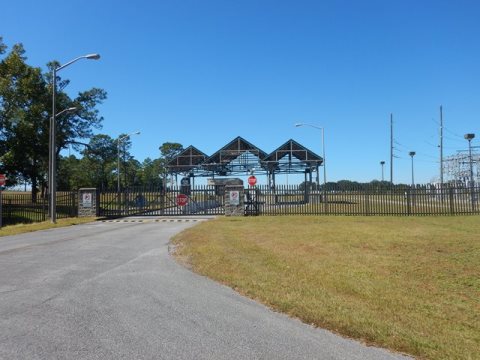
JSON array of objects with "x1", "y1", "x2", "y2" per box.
[{"x1": 0, "y1": 218, "x2": 411, "y2": 359}]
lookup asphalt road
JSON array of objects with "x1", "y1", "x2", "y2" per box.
[{"x1": 0, "y1": 218, "x2": 411, "y2": 360}]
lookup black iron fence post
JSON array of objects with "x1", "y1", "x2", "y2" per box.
[
  {"x1": 323, "y1": 188, "x2": 328, "y2": 215},
  {"x1": 364, "y1": 191, "x2": 370, "y2": 216},
  {"x1": 470, "y1": 184, "x2": 477, "y2": 213},
  {"x1": 406, "y1": 189, "x2": 411, "y2": 216},
  {"x1": 449, "y1": 187, "x2": 454, "y2": 215}
]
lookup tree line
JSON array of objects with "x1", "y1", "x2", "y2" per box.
[
  {"x1": 0, "y1": 37, "x2": 182, "y2": 199},
  {"x1": 299, "y1": 180, "x2": 433, "y2": 191},
  {"x1": 57, "y1": 140, "x2": 184, "y2": 191}
]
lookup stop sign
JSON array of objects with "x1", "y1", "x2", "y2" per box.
[
  {"x1": 176, "y1": 194, "x2": 188, "y2": 206},
  {"x1": 248, "y1": 175, "x2": 257, "y2": 186},
  {"x1": 0, "y1": 174, "x2": 5, "y2": 187}
]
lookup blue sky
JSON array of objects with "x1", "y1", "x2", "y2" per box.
[{"x1": 2, "y1": 0, "x2": 479, "y2": 184}]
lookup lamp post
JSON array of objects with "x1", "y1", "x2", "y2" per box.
[
  {"x1": 55, "y1": 107, "x2": 77, "y2": 118},
  {"x1": 464, "y1": 133, "x2": 476, "y2": 209},
  {"x1": 380, "y1": 161, "x2": 385, "y2": 181},
  {"x1": 117, "y1": 131, "x2": 141, "y2": 191},
  {"x1": 465, "y1": 134, "x2": 475, "y2": 186},
  {"x1": 409, "y1": 152, "x2": 416, "y2": 187},
  {"x1": 50, "y1": 54, "x2": 100, "y2": 223},
  {"x1": 409, "y1": 151, "x2": 416, "y2": 208},
  {"x1": 294, "y1": 123, "x2": 326, "y2": 187},
  {"x1": 295, "y1": 123, "x2": 327, "y2": 210},
  {"x1": 47, "y1": 107, "x2": 76, "y2": 217}
]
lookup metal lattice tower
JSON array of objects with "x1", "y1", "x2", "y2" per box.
[{"x1": 443, "y1": 152, "x2": 480, "y2": 185}]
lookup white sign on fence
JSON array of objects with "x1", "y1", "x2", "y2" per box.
[
  {"x1": 82, "y1": 193, "x2": 92, "y2": 208},
  {"x1": 229, "y1": 191, "x2": 240, "y2": 205}
]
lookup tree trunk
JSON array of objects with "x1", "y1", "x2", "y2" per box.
[
  {"x1": 41, "y1": 182, "x2": 47, "y2": 199},
  {"x1": 31, "y1": 175, "x2": 38, "y2": 203}
]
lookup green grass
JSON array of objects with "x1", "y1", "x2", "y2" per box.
[
  {"x1": 0, "y1": 217, "x2": 98, "y2": 237},
  {"x1": 172, "y1": 216, "x2": 480, "y2": 360}
]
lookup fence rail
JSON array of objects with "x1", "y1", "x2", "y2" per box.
[
  {"x1": 98, "y1": 184, "x2": 480, "y2": 217},
  {"x1": 98, "y1": 185, "x2": 225, "y2": 217},
  {"x1": 251, "y1": 184, "x2": 480, "y2": 216},
  {"x1": 0, "y1": 191, "x2": 77, "y2": 226}
]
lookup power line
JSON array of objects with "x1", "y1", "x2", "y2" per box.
[
  {"x1": 443, "y1": 127, "x2": 464, "y2": 139},
  {"x1": 414, "y1": 152, "x2": 438, "y2": 160},
  {"x1": 444, "y1": 135, "x2": 467, "y2": 143},
  {"x1": 424, "y1": 140, "x2": 439, "y2": 148},
  {"x1": 416, "y1": 159, "x2": 439, "y2": 164},
  {"x1": 424, "y1": 140, "x2": 459, "y2": 151}
]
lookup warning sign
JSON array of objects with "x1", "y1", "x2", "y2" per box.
[
  {"x1": 229, "y1": 191, "x2": 240, "y2": 205},
  {"x1": 82, "y1": 193, "x2": 92, "y2": 208}
]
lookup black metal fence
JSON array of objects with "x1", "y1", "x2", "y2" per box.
[
  {"x1": 98, "y1": 184, "x2": 480, "y2": 217},
  {"x1": 248, "y1": 184, "x2": 480, "y2": 216},
  {"x1": 98, "y1": 185, "x2": 225, "y2": 217},
  {"x1": 0, "y1": 191, "x2": 78, "y2": 226}
]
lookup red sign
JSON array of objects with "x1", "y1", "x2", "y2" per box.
[
  {"x1": 248, "y1": 176, "x2": 257, "y2": 186},
  {"x1": 0, "y1": 174, "x2": 5, "y2": 187},
  {"x1": 176, "y1": 194, "x2": 189, "y2": 206}
]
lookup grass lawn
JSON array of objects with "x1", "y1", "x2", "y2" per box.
[
  {"x1": 172, "y1": 216, "x2": 480, "y2": 360},
  {"x1": 0, "y1": 217, "x2": 98, "y2": 237}
]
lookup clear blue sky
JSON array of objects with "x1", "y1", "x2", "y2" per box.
[{"x1": 2, "y1": 0, "x2": 479, "y2": 184}]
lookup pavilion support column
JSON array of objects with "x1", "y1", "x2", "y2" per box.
[
  {"x1": 304, "y1": 170, "x2": 309, "y2": 204},
  {"x1": 272, "y1": 171, "x2": 278, "y2": 204}
]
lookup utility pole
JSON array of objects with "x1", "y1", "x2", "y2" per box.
[
  {"x1": 439, "y1": 105, "x2": 444, "y2": 186},
  {"x1": 390, "y1": 113, "x2": 393, "y2": 183}
]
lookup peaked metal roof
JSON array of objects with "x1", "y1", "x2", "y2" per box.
[
  {"x1": 263, "y1": 138, "x2": 323, "y2": 163},
  {"x1": 166, "y1": 145, "x2": 208, "y2": 172},
  {"x1": 166, "y1": 136, "x2": 322, "y2": 176},
  {"x1": 204, "y1": 136, "x2": 268, "y2": 166}
]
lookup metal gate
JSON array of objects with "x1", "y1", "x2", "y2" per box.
[{"x1": 98, "y1": 185, "x2": 225, "y2": 217}]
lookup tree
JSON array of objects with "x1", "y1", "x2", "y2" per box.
[
  {"x1": 139, "y1": 157, "x2": 163, "y2": 187},
  {"x1": 159, "y1": 142, "x2": 184, "y2": 161},
  {"x1": 299, "y1": 181, "x2": 321, "y2": 191},
  {"x1": 0, "y1": 41, "x2": 50, "y2": 200},
  {"x1": 158, "y1": 142, "x2": 184, "y2": 182},
  {"x1": 57, "y1": 155, "x2": 83, "y2": 190},
  {"x1": 81, "y1": 134, "x2": 117, "y2": 190},
  {"x1": 0, "y1": 38, "x2": 107, "y2": 199}
]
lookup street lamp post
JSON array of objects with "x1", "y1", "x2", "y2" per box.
[
  {"x1": 117, "y1": 132, "x2": 141, "y2": 191},
  {"x1": 409, "y1": 152, "x2": 416, "y2": 188},
  {"x1": 50, "y1": 54, "x2": 100, "y2": 223},
  {"x1": 295, "y1": 123, "x2": 327, "y2": 210},
  {"x1": 47, "y1": 107, "x2": 76, "y2": 217},
  {"x1": 380, "y1": 161, "x2": 385, "y2": 182},
  {"x1": 464, "y1": 133, "x2": 476, "y2": 209},
  {"x1": 294, "y1": 123, "x2": 326, "y2": 186},
  {"x1": 409, "y1": 151, "x2": 416, "y2": 208}
]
